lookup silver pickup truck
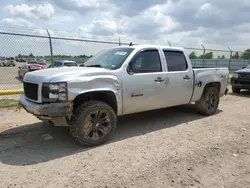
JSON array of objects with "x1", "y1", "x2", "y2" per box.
[{"x1": 20, "y1": 45, "x2": 229, "y2": 146}]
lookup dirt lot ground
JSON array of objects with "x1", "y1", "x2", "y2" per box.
[{"x1": 0, "y1": 90, "x2": 250, "y2": 188}]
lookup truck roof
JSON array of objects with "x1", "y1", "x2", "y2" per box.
[{"x1": 112, "y1": 44, "x2": 185, "y2": 51}]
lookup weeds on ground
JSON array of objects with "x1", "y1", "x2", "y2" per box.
[{"x1": 0, "y1": 99, "x2": 22, "y2": 111}]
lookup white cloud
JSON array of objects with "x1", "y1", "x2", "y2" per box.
[
  {"x1": 1, "y1": 18, "x2": 35, "y2": 27},
  {"x1": 48, "y1": 15, "x2": 75, "y2": 25},
  {"x1": 6, "y1": 3, "x2": 55, "y2": 21}
]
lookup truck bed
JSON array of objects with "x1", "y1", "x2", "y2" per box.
[{"x1": 191, "y1": 67, "x2": 229, "y2": 102}]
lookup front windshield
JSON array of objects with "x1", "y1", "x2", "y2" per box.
[
  {"x1": 84, "y1": 47, "x2": 134, "y2": 70},
  {"x1": 246, "y1": 64, "x2": 250, "y2": 69}
]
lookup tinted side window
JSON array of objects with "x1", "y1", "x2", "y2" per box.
[
  {"x1": 53, "y1": 61, "x2": 62, "y2": 67},
  {"x1": 131, "y1": 50, "x2": 162, "y2": 73},
  {"x1": 164, "y1": 51, "x2": 188, "y2": 72}
]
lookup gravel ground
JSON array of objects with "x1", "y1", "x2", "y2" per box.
[{"x1": 0, "y1": 90, "x2": 250, "y2": 188}]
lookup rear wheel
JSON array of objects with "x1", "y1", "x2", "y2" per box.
[
  {"x1": 41, "y1": 120, "x2": 53, "y2": 126},
  {"x1": 70, "y1": 100, "x2": 117, "y2": 147},
  {"x1": 195, "y1": 87, "x2": 219, "y2": 115},
  {"x1": 232, "y1": 87, "x2": 241, "y2": 93}
]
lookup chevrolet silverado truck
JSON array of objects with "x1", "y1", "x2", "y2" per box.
[
  {"x1": 20, "y1": 45, "x2": 229, "y2": 147},
  {"x1": 231, "y1": 65, "x2": 250, "y2": 93}
]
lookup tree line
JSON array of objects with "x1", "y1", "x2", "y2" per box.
[{"x1": 189, "y1": 49, "x2": 250, "y2": 60}]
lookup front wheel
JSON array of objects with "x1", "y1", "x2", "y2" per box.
[
  {"x1": 195, "y1": 87, "x2": 219, "y2": 116},
  {"x1": 70, "y1": 101, "x2": 117, "y2": 147}
]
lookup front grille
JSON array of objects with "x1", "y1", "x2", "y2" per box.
[
  {"x1": 239, "y1": 73, "x2": 250, "y2": 79},
  {"x1": 23, "y1": 82, "x2": 38, "y2": 101}
]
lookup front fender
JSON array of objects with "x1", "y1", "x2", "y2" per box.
[{"x1": 67, "y1": 75, "x2": 122, "y2": 115}]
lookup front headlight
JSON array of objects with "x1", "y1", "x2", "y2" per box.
[
  {"x1": 42, "y1": 82, "x2": 68, "y2": 102},
  {"x1": 232, "y1": 73, "x2": 238, "y2": 78}
]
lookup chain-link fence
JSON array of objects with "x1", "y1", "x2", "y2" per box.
[{"x1": 1, "y1": 25, "x2": 250, "y2": 100}]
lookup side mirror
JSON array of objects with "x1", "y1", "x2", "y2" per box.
[
  {"x1": 242, "y1": 67, "x2": 246, "y2": 69},
  {"x1": 18, "y1": 67, "x2": 21, "y2": 69},
  {"x1": 127, "y1": 62, "x2": 134, "y2": 75}
]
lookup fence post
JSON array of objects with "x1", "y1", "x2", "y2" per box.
[
  {"x1": 201, "y1": 44, "x2": 205, "y2": 67},
  {"x1": 119, "y1": 37, "x2": 121, "y2": 46},
  {"x1": 228, "y1": 47, "x2": 232, "y2": 70},
  {"x1": 46, "y1": 29, "x2": 53, "y2": 64},
  {"x1": 168, "y1": 41, "x2": 171, "y2": 46}
]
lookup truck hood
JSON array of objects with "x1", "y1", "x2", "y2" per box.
[
  {"x1": 235, "y1": 68, "x2": 250, "y2": 73},
  {"x1": 24, "y1": 67, "x2": 110, "y2": 83}
]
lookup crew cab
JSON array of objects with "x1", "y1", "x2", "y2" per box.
[
  {"x1": 20, "y1": 45, "x2": 229, "y2": 147},
  {"x1": 231, "y1": 64, "x2": 250, "y2": 93}
]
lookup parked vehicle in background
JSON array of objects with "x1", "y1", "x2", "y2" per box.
[
  {"x1": 20, "y1": 58, "x2": 26, "y2": 62},
  {"x1": 231, "y1": 64, "x2": 250, "y2": 93},
  {"x1": 16, "y1": 58, "x2": 26, "y2": 62},
  {"x1": 0, "y1": 56, "x2": 16, "y2": 66},
  {"x1": 6, "y1": 57, "x2": 16, "y2": 66},
  {"x1": 27, "y1": 58, "x2": 37, "y2": 64},
  {"x1": 0, "y1": 57, "x2": 7, "y2": 66},
  {"x1": 37, "y1": 59, "x2": 46, "y2": 65},
  {"x1": 18, "y1": 63, "x2": 45, "y2": 78},
  {"x1": 48, "y1": 60, "x2": 78, "y2": 68},
  {"x1": 20, "y1": 45, "x2": 229, "y2": 147}
]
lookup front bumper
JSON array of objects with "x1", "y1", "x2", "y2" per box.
[
  {"x1": 20, "y1": 94, "x2": 72, "y2": 119},
  {"x1": 231, "y1": 78, "x2": 250, "y2": 89}
]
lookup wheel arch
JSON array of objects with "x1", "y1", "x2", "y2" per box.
[{"x1": 73, "y1": 90, "x2": 120, "y2": 115}]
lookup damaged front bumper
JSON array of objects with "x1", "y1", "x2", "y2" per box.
[{"x1": 20, "y1": 94, "x2": 72, "y2": 126}]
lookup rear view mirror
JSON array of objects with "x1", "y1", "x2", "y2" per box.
[{"x1": 18, "y1": 67, "x2": 21, "y2": 69}]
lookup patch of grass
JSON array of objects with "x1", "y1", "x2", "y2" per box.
[
  {"x1": 15, "y1": 76, "x2": 23, "y2": 83},
  {"x1": 0, "y1": 99, "x2": 22, "y2": 110}
]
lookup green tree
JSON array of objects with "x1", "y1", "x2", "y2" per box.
[
  {"x1": 217, "y1": 55, "x2": 225, "y2": 59},
  {"x1": 232, "y1": 52, "x2": 239, "y2": 59},
  {"x1": 205, "y1": 52, "x2": 213, "y2": 59},
  {"x1": 200, "y1": 52, "x2": 213, "y2": 59},
  {"x1": 29, "y1": 53, "x2": 34, "y2": 57},
  {"x1": 240, "y1": 49, "x2": 250, "y2": 59},
  {"x1": 189, "y1": 52, "x2": 197, "y2": 59}
]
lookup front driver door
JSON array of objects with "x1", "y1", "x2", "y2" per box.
[{"x1": 122, "y1": 49, "x2": 168, "y2": 115}]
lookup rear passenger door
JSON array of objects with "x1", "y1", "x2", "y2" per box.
[{"x1": 163, "y1": 50, "x2": 194, "y2": 106}]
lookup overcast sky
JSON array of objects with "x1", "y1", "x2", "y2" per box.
[{"x1": 0, "y1": 0, "x2": 250, "y2": 56}]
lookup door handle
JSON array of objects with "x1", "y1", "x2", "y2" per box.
[
  {"x1": 183, "y1": 75, "x2": 191, "y2": 80},
  {"x1": 155, "y1": 77, "x2": 165, "y2": 82}
]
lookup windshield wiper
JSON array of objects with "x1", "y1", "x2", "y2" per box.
[{"x1": 85, "y1": 64, "x2": 103, "y2": 68}]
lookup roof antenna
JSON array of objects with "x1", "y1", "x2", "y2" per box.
[{"x1": 129, "y1": 42, "x2": 133, "y2": 46}]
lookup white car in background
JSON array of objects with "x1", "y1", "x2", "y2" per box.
[
  {"x1": 6, "y1": 57, "x2": 16, "y2": 66},
  {"x1": 0, "y1": 57, "x2": 7, "y2": 66},
  {"x1": 37, "y1": 59, "x2": 46, "y2": 65},
  {"x1": 0, "y1": 57, "x2": 16, "y2": 66},
  {"x1": 49, "y1": 60, "x2": 78, "y2": 68}
]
